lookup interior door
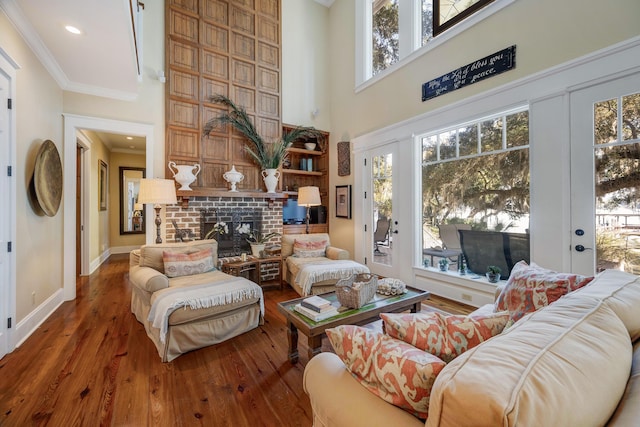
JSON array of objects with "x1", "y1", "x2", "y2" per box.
[
  {"x1": 365, "y1": 143, "x2": 400, "y2": 279},
  {"x1": 570, "y1": 71, "x2": 640, "y2": 276},
  {"x1": 0, "y1": 65, "x2": 11, "y2": 359}
]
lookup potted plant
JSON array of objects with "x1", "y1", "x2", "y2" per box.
[
  {"x1": 486, "y1": 265, "x2": 502, "y2": 283},
  {"x1": 438, "y1": 258, "x2": 449, "y2": 271},
  {"x1": 203, "y1": 95, "x2": 322, "y2": 193},
  {"x1": 235, "y1": 223, "x2": 280, "y2": 257}
]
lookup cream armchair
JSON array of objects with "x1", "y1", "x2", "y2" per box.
[
  {"x1": 129, "y1": 239, "x2": 264, "y2": 362},
  {"x1": 282, "y1": 233, "x2": 369, "y2": 296}
]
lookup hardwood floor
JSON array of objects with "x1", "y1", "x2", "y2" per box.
[{"x1": 0, "y1": 254, "x2": 473, "y2": 427}]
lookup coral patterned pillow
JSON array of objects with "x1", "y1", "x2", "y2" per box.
[
  {"x1": 326, "y1": 325, "x2": 445, "y2": 419},
  {"x1": 293, "y1": 239, "x2": 327, "y2": 258},
  {"x1": 162, "y1": 248, "x2": 215, "y2": 278},
  {"x1": 381, "y1": 311, "x2": 509, "y2": 363},
  {"x1": 495, "y1": 261, "x2": 594, "y2": 323}
]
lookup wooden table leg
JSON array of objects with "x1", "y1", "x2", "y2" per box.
[
  {"x1": 286, "y1": 321, "x2": 299, "y2": 364},
  {"x1": 410, "y1": 301, "x2": 421, "y2": 313},
  {"x1": 307, "y1": 335, "x2": 323, "y2": 360}
]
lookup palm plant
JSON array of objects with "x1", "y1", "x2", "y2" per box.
[{"x1": 203, "y1": 94, "x2": 322, "y2": 169}]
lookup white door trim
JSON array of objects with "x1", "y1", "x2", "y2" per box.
[
  {"x1": 0, "y1": 48, "x2": 18, "y2": 357},
  {"x1": 62, "y1": 114, "x2": 154, "y2": 301}
]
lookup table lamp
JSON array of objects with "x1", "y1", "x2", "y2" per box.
[
  {"x1": 297, "y1": 186, "x2": 321, "y2": 234},
  {"x1": 137, "y1": 178, "x2": 177, "y2": 243}
]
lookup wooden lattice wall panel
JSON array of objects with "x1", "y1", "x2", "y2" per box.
[{"x1": 166, "y1": 0, "x2": 281, "y2": 191}]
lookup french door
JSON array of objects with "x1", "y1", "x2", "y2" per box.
[
  {"x1": 363, "y1": 143, "x2": 400, "y2": 277},
  {"x1": 570, "y1": 71, "x2": 640, "y2": 276}
]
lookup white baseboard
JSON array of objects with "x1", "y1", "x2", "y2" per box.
[
  {"x1": 13, "y1": 288, "x2": 64, "y2": 349},
  {"x1": 110, "y1": 245, "x2": 140, "y2": 255},
  {"x1": 89, "y1": 248, "x2": 112, "y2": 274}
]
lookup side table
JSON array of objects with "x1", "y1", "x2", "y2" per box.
[{"x1": 221, "y1": 256, "x2": 283, "y2": 290}]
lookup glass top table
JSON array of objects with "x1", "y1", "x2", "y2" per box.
[{"x1": 277, "y1": 287, "x2": 430, "y2": 364}]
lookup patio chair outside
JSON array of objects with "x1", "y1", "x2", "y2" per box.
[{"x1": 374, "y1": 216, "x2": 391, "y2": 254}]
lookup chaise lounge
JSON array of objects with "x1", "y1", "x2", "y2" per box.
[{"x1": 129, "y1": 239, "x2": 264, "y2": 362}]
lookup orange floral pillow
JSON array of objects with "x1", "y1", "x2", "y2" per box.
[
  {"x1": 381, "y1": 311, "x2": 509, "y2": 363},
  {"x1": 293, "y1": 239, "x2": 327, "y2": 257},
  {"x1": 162, "y1": 248, "x2": 215, "y2": 278},
  {"x1": 495, "y1": 261, "x2": 594, "y2": 323},
  {"x1": 326, "y1": 325, "x2": 445, "y2": 419}
]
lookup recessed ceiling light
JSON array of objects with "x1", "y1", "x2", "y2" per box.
[
  {"x1": 65, "y1": 25, "x2": 82, "y2": 35},
  {"x1": 126, "y1": 136, "x2": 133, "y2": 140},
  {"x1": 129, "y1": 145, "x2": 135, "y2": 149}
]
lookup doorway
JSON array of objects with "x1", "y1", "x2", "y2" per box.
[
  {"x1": 358, "y1": 141, "x2": 411, "y2": 283},
  {"x1": 0, "y1": 51, "x2": 16, "y2": 359},
  {"x1": 570, "y1": 71, "x2": 640, "y2": 276},
  {"x1": 63, "y1": 115, "x2": 154, "y2": 301}
]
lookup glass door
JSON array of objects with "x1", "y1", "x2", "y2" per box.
[
  {"x1": 570, "y1": 72, "x2": 640, "y2": 275},
  {"x1": 366, "y1": 144, "x2": 399, "y2": 278}
]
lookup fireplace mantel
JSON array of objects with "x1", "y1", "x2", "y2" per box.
[{"x1": 177, "y1": 188, "x2": 288, "y2": 208}]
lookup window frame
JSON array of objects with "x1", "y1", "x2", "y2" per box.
[{"x1": 355, "y1": 0, "x2": 515, "y2": 91}]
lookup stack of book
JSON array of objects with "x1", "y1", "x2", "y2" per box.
[{"x1": 294, "y1": 295, "x2": 338, "y2": 321}]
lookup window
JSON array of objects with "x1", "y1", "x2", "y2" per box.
[
  {"x1": 356, "y1": 0, "x2": 513, "y2": 87},
  {"x1": 372, "y1": 0, "x2": 399, "y2": 75},
  {"x1": 420, "y1": 108, "x2": 530, "y2": 276}
]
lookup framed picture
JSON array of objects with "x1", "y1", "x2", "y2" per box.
[
  {"x1": 99, "y1": 160, "x2": 108, "y2": 211},
  {"x1": 336, "y1": 185, "x2": 351, "y2": 219},
  {"x1": 433, "y1": 0, "x2": 495, "y2": 36}
]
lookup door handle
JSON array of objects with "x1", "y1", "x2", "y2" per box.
[{"x1": 575, "y1": 245, "x2": 592, "y2": 252}]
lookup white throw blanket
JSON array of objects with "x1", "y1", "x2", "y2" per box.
[
  {"x1": 148, "y1": 276, "x2": 264, "y2": 343},
  {"x1": 295, "y1": 260, "x2": 369, "y2": 295}
]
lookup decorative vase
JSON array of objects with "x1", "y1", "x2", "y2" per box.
[
  {"x1": 223, "y1": 165, "x2": 244, "y2": 192},
  {"x1": 261, "y1": 168, "x2": 280, "y2": 193},
  {"x1": 168, "y1": 161, "x2": 201, "y2": 191},
  {"x1": 250, "y1": 243, "x2": 265, "y2": 257}
]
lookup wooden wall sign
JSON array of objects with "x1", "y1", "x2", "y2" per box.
[{"x1": 422, "y1": 45, "x2": 516, "y2": 102}]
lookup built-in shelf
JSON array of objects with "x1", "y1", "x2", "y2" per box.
[
  {"x1": 287, "y1": 147, "x2": 323, "y2": 156},
  {"x1": 281, "y1": 169, "x2": 323, "y2": 176},
  {"x1": 177, "y1": 188, "x2": 287, "y2": 208}
]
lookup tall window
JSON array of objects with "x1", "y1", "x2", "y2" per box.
[
  {"x1": 373, "y1": 0, "x2": 399, "y2": 75},
  {"x1": 420, "y1": 108, "x2": 530, "y2": 274}
]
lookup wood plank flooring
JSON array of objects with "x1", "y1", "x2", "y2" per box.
[{"x1": 0, "y1": 254, "x2": 473, "y2": 427}]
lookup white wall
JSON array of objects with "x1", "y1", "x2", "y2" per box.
[
  {"x1": 0, "y1": 11, "x2": 64, "y2": 324},
  {"x1": 281, "y1": 0, "x2": 331, "y2": 131}
]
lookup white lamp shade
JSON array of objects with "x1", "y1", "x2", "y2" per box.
[
  {"x1": 298, "y1": 186, "x2": 321, "y2": 207},
  {"x1": 137, "y1": 178, "x2": 177, "y2": 205},
  {"x1": 134, "y1": 203, "x2": 143, "y2": 211}
]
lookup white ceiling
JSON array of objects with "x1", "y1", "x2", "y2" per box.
[{"x1": 0, "y1": 0, "x2": 140, "y2": 100}]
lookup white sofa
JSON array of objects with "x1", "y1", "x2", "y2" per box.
[
  {"x1": 129, "y1": 239, "x2": 264, "y2": 362},
  {"x1": 304, "y1": 269, "x2": 640, "y2": 426},
  {"x1": 281, "y1": 233, "x2": 368, "y2": 296}
]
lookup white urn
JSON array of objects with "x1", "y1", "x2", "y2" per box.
[
  {"x1": 223, "y1": 165, "x2": 244, "y2": 192},
  {"x1": 168, "y1": 162, "x2": 201, "y2": 191},
  {"x1": 261, "y1": 168, "x2": 280, "y2": 194}
]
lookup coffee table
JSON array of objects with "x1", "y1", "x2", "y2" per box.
[{"x1": 277, "y1": 287, "x2": 430, "y2": 364}]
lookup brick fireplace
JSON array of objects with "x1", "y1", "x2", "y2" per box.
[{"x1": 165, "y1": 196, "x2": 283, "y2": 254}]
